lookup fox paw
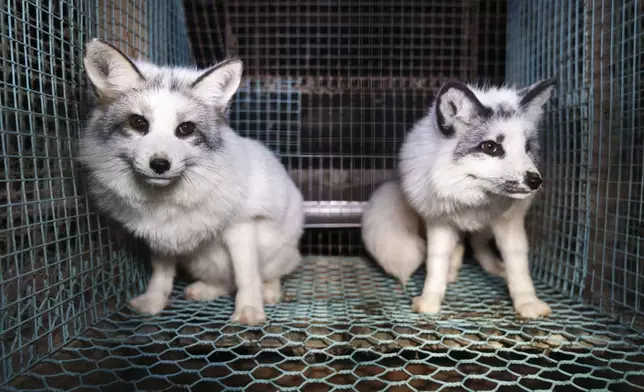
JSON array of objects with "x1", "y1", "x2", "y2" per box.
[
  {"x1": 129, "y1": 294, "x2": 167, "y2": 315},
  {"x1": 185, "y1": 282, "x2": 228, "y2": 301},
  {"x1": 230, "y1": 305, "x2": 267, "y2": 325},
  {"x1": 411, "y1": 295, "x2": 442, "y2": 314},
  {"x1": 515, "y1": 298, "x2": 552, "y2": 319},
  {"x1": 263, "y1": 283, "x2": 282, "y2": 305}
]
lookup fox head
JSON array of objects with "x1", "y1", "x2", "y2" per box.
[
  {"x1": 429, "y1": 78, "x2": 556, "y2": 200},
  {"x1": 79, "y1": 38, "x2": 242, "y2": 192}
]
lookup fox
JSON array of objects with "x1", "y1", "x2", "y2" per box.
[
  {"x1": 361, "y1": 78, "x2": 556, "y2": 319},
  {"x1": 78, "y1": 39, "x2": 305, "y2": 325}
]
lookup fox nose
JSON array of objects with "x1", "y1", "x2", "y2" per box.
[
  {"x1": 524, "y1": 171, "x2": 542, "y2": 190},
  {"x1": 149, "y1": 157, "x2": 171, "y2": 174}
]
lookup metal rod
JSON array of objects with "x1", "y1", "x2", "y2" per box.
[{"x1": 303, "y1": 201, "x2": 366, "y2": 228}]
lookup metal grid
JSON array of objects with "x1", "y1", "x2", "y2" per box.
[
  {"x1": 506, "y1": 0, "x2": 644, "y2": 329},
  {"x1": 184, "y1": 0, "x2": 508, "y2": 224},
  {"x1": 7, "y1": 257, "x2": 644, "y2": 391},
  {"x1": 0, "y1": 0, "x2": 191, "y2": 385},
  {"x1": 2, "y1": 0, "x2": 644, "y2": 390}
]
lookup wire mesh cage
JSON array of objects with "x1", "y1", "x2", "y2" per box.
[{"x1": 1, "y1": 0, "x2": 643, "y2": 391}]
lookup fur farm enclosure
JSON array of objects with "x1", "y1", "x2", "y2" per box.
[{"x1": 1, "y1": 0, "x2": 643, "y2": 391}]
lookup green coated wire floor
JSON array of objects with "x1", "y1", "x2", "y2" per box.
[{"x1": 8, "y1": 256, "x2": 644, "y2": 391}]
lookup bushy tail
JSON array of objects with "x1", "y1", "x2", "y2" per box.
[{"x1": 361, "y1": 181, "x2": 426, "y2": 286}]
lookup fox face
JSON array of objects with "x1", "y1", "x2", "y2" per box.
[
  {"x1": 79, "y1": 39, "x2": 242, "y2": 191},
  {"x1": 432, "y1": 78, "x2": 556, "y2": 200}
]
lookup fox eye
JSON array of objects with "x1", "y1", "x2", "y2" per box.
[
  {"x1": 480, "y1": 140, "x2": 504, "y2": 157},
  {"x1": 176, "y1": 122, "x2": 196, "y2": 137},
  {"x1": 128, "y1": 114, "x2": 149, "y2": 133}
]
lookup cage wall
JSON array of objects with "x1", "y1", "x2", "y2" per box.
[
  {"x1": 185, "y1": 0, "x2": 508, "y2": 233},
  {"x1": 506, "y1": 0, "x2": 644, "y2": 330},
  {"x1": 0, "y1": 0, "x2": 192, "y2": 384},
  {"x1": 183, "y1": 0, "x2": 509, "y2": 254},
  {"x1": 1, "y1": 0, "x2": 644, "y2": 391}
]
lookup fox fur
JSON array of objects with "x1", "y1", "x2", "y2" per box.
[
  {"x1": 78, "y1": 39, "x2": 304, "y2": 325},
  {"x1": 362, "y1": 79, "x2": 556, "y2": 319}
]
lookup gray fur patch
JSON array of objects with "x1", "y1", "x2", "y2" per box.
[
  {"x1": 525, "y1": 137, "x2": 542, "y2": 167},
  {"x1": 137, "y1": 68, "x2": 193, "y2": 93},
  {"x1": 202, "y1": 132, "x2": 223, "y2": 151},
  {"x1": 92, "y1": 86, "x2": 226, "y2": 153},
  {"x1": 452, "y1": 125, "x2": 491, "y2": 161},
  {"x1": 169, "y1": 77, "x2": 185, "y2": 91},
  {"x1": 88, "y1": 60, "x2": 232, "y2": 156},
  {"x1": 495, "y1": 105, "x2": 516, "y2": 119},
  {"x1": 451, "y1": 104, "x2": 531, "y2": 162}
]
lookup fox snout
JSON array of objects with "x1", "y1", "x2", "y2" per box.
[
  {"x1": 499, "y1": 168, "x2": 543, "y2": 199},
  {"x1": 130, "y1": 146, "x2": 188, "y2": 187},
  {"x1": 523, "y1": 171, "x2": 542, "y2": 190},
  {"x1": 133, "y1": 151, "x2": 178, "y2": 175},
  {"x1": 149, "y1": 156, "x2": 172, "y2": 174}
]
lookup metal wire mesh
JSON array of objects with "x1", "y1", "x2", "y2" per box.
[
  {"x1": 1, "y1": 0, "x2": 644, "y2": 390},
  {"x1": 0, "y1": 0, "x2": 190, "y2": 385},
  {"x1": 7, "y1": 257, "x2": 644, "y2": 391},
  {"x1": 184, "y1": 0, "x2": 508, "y2": 228},
  {"x1": 506, "y1": 0, "x2": 644, "y2": 330}
]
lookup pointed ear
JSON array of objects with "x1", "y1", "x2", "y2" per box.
[
  {"x1": 434, "y1": 81, "x2": 492, "y2": 137},
  {"x1": 83, "y1": 38, "x2": 144, "y2": 101},
  {"x1": 190, "y1": 59, "x2": 243, "y2": 108},
  {"x1": 518, "y1": 78, "x2": 556, "y2": 117}
]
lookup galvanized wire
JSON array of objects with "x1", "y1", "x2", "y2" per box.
[
  {"x1": 1, "y1": 0, "x2": 644, "y2": 390},
  {"x1": 0, "y1": 0, "x2": 191, "y2": 385},
  {"x1": 506, "y1": 0, "x2": 644, "y2": 330},
  {"x1": 184, "y1": 0, "x2": 508, "y2": 229},
  {"x1": 6, "y1": 257, "x2": 644, "y2": 391}
]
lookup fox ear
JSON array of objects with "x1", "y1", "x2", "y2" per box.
[
  {"x1": 84, "y1": 38, "x2": 144, "y2": 101},
  {"x1": 518, "y1": 78, "x2": 556, "y2": 119},
  {"x1": 434, "y1": 81, "x2": 492, "y2": 137},
  {"x1": 190, "y1": 59, "x2": 243, "y2": 109}
]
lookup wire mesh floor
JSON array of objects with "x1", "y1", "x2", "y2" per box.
[{"x1": 7, "y1": 256, "x2": 644, "y2": 391}]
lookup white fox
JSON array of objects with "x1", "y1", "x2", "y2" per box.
[
  {"x1": 362, "y1": 79, "x2": 556, "y2": 319},
  {"x1": 78, "y1": 39, "x2": 305, "y2": 325}
]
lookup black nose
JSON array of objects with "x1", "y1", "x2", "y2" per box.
[
  {"x1": 149, "y1": 158, "x2": 171, "y2": 174},
  {"x1": 524, "y1": 171, "x2": 542, "y2": 190}
]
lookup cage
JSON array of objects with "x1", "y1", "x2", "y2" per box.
[{"x1": 1, "y1": 0, "x2": 643, "y2": 390}]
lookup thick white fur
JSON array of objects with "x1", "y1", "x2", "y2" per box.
[
  {"x1": 361, "y1": 181, "x2": 425, "y2": 286},
  {"x1": 79, "y1": 39, "x2": 304, "y2": 325},
  {"x1": 362, "y1": 80, "x2": 555, "y2": 319},
  {"x1": 362, "y1": 182, "x2": 491, "y2": 286}
]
